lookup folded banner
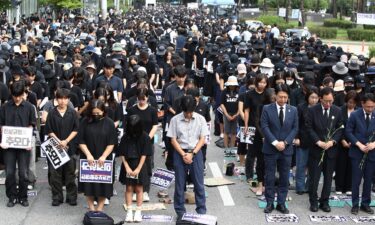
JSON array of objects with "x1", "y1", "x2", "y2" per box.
[
  {"x1": 1, "y1": 126, "x2": 33, "y2": 149},
  {"x1": 79, "y1": 159, "x2": 113, "y2": 184},
  {"x1": 151, "y1": 168, "x2": 175, "y2": 189},
  {"x1": 265, "y1": 214, "x2": 299, "y2": 223},
  {"x1": 41, "y1": 137, "x2": 70, "y2": 169}
]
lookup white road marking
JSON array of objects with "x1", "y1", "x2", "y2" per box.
[{"x1": 208, "y1": 162, "x2": 235, "y2": 206}]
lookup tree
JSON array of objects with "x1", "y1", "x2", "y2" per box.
[
  {"x1": 38, "y1": 0, "x2": 83, "y2": 10},
  {"x1": 332, "y1": 0, "x2": 337, "y2": 18},
  {"x1": 0, "y1": 0, "x2": 12, "y2": 11},
  {"x1": 299, "y1": 0, "x2": 305, "y2": 27},
  {"x1": 285, "y1": 0, "x2": 291, "y2": 23}
]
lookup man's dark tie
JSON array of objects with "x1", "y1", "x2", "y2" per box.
[
  {"x1": 366, "y1": 113, "x2": 370, "y2": 128},
  {"x1": 323, "y1": 108, "x2": 329, "y2": 119},
  {"x1": 279, "y1": 106, "x2": 284, "y2": 126}
]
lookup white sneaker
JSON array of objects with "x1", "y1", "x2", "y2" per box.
[
  {"x1": 27, "y1": 185, "x2": 34, "y2": 190},
  {"x1": 346, "y1": 191, "x2": 352, "y2": 195},
  {"x1": 132, "y1": 193, "x2": 137, "y2": 202},
  {"x1": 125, "y1": 209, "x2": 133, "y2": 222},
  {"x1": 93, "y1": 201, "x2": 98, "y2": 205},
  {"x1": 104, "y1": 198, "x2": 110, "y2": 205},
  {"x1": 143, "y1": 192, "x2": 150, "y2": 202},
  {"x1": 335, "y1": 191, "x2": 343, "y2": 195},
  {"x1": 133, "y1": 209, "x2": 142, "y2": 222}
]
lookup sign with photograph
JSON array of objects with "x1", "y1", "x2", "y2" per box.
[{"x1": 1, "y1": 126, "x2": 33, "y2": 149}]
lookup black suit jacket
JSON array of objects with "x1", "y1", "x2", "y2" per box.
[{"x1": 305, "y1": 103, "x2": 343, "y2": 159}]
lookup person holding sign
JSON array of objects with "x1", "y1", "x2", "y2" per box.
[
  {"x1": 119, "y1": 115, "x2": 152, "y2": 222},
  {"x1": 78, "y1": 99, "x2": 117, "y2": 212},
  {"x1": 261, "y1": 84, "x2": 298, "y2": 214},
  {"x1": 45, "y1": 88, "x2": 79, "y2": 206},
  {"x1": 0, "y1": 81, "x2": 36, "y2": 207},
  {"x1": 167, "y1": 95, "x2": 209, "y2": 220}
]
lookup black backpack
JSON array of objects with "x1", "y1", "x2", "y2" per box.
[{"x1": 83, "y1": 211, "x2": 123, "y2": 225}]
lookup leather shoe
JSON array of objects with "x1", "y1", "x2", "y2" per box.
[
  {"x1": 360, "y1": 205, "x2": 374, "y2": 214},
  {"x1": 319, "y1": 204, "x2": 331, "y2": 212},
  {"x1": 7, "y1": 199, "x2": 17, "y2": 207},
  {"x1": 296, "y1": 191, "x2": 304, "y2": 195},
  {"x1": 276, "y1": 204, "x2": 289, "y2": 214},
  {"x1": 351, "y1": 206, "x2": 359, "y2": 215},
  {"x1": 52, "y1": 199, "x2": 62, "y2": 206},
  {"x1": 264, "y1": 203, "x2": 274, "y2": 213},
  {"x1": 67, "y1": 199, "x2": 77, "y2": 206},
  {"x1": 19, "y1": 199, "x2": 29, "y2": 207},
  {"x1": 310, "y1": 205, "x2": 318, "y2": 212}
]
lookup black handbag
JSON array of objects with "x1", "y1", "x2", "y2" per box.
[{"x1": 83, "y1": 211, "x2": 123, "y2": 225}]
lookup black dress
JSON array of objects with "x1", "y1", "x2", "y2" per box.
[
  {"x1": 118, "y1": 133, "x2": 152, "y2": 185},
  {"x1": 78, "y1": 117, "x2": 117, "y2": 198}
]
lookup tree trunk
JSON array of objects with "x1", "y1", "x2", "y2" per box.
[
  {"x1": 316, "y1": 0, "x2": 320, "y2": 13},
  {"x1": 362, "y1": 0, "x2": 366, "y2": 12},
  {"x1": 332, "y1": 0, "x2": 337, "y2": 18},
  {"x1": 300, "y1": 0, "x2": 305, "y2": 27},
  {"x1": 285, "y1": 0, "x2": 291, "y2": 23},
  {"x1": 264, "y1": 0, "x2": 267, "y2": 12}
]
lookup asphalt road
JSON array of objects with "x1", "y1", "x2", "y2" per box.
[{"x1": 0, "y1": 127, "x2": 374, "y2": 225}]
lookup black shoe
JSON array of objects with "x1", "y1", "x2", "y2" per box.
[
  {"x1": 360, "y1": 205, "x2": 375, "y2": 214},
  {"x1": 7, "y1": 199, "x2": 17, "y2": 207},
  {"x1": 276, "y1": 204, "x2": 289, "y2": 214},
  {"x1": 310, "y1": 205, "x2": 318, "y2": 212},
  {"x1": 319, "y1": 204, "x2": 331, "y2": 212},
  {"x1": 18, "y1": 199, "x2": 29, "y2": 207},
  {"x1": 52, "y1": 199, "x2": 61, "y2": 206},
  {"x1": 66, "y1": 199, "x2": 77, "y2": 206},
  {"x1": 296, "y1": 191, "x2": 304, "y2": 195},
  {"x1": 264, "y1": 203, "x2": 274, "y2": 213},
  {"x1": 351, "y1": 206, "x2": 359, "y2": 215},
  {"x1": 372, "y1": 185, "x2": 375, "y2": 193}
]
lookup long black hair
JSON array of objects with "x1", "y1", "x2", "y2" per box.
[{"x1": 125, "y1": 114, "x2": 144, "y2": 139}]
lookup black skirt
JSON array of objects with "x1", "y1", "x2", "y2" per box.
[{"x1": 119, "y1": 158, "x2": 149, "y2": 186}]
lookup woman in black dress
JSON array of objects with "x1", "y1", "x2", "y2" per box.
[
  {"x1": 119, "y1": 115, "x2": 152, "y2": 222},
  {"x1": 78, "y1": 99, "x2": 117, "y2": 212}
]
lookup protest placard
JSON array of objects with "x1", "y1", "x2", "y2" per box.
[
  {"x1": 182, "y1": 213, "x2": 217, "y2": 225},
  {"x1": 151, "y1": 168, "x2": 175, "y2": 189},
  {"x1": 237, "y1": 126, "x2": 256, "y2": 144},
  {"x1": 350, "y1": 216, "x2": 375, "y2": 223},
  {"x1": 309, "y1": 215, "x2": 348, "y2": 223},
  {"x1": 1, "y1": 126, "x2": 33, "y2": 149},
  {"x1": 142, "y1": 215, "x2": 173, "y2": 223},
  {"x1": 79, "y1": 159, "x2": 113, "y2": 184},
  {"x1": 205, "y1": 123, "x2": 211, "y2": 145},
  {"x1": 265, "y1": 214, "x2": 299, "y2": 223},
  {"x1": 41, "y1": 137, "x2": 70, "y2": 169},
  {"x1": 154, "y1": 89, "x2": 162, "y2": 103}
]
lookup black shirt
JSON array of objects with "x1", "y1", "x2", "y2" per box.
[
  {"x1": 127, "y1": 95, "x2": 158, "y2": 110},
  {"x1": 119, "y1": 132, "x2": 152, "y2": 159},
  {"x1": 195, "y1": 101, "x2": 211, "y2": 122},
  {"x1": 127, "y1": 105, "x2": 158, "y2": 136},
  {"x1": 45, "y1": 107, "x2": 79, "y2": 155},
  {"x1": 0, "y1": 100, "x2": 36, "y2": 127},
  {"x1": 221, "y1": 89, "x2": 239, "y2": 115},
  {"x1": 138, "y1": 60, "x2": 156, "y2": 80},
  {"x1": 238, "y1": 92, "x2": 247, "y2": 126},
  {"x1": 244, "y1": 89, "x2": 266, "y2": 126},
  {"x1": 30, "y1": 81, "x2": 44, "y2": 100}
]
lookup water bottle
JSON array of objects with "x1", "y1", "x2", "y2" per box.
[
  {"x1": 154, "y1": 133, "x2": 158, "y2": 144},
  {"x1": 289, "y1": 169, "x2": 294, "y2": 185},
  {"x1": 222, "y1": 159, "x2": 227, "y2": 174}
]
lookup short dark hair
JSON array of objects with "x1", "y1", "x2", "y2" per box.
[
  {"x1": 55, "y1": 88, "x2": 70, "y2": 99},
  {"x1": 184, "y1": 78, "x2": 196, "y2": 87},
  {"x1": 136, "y1": 87, "x2": 149, "y2": 99},
  {"x1": 361, "y1": 93, "x2": 375, "y2": 103},
  {"x1": 254, "y1": 73, "x2": 268, "y2": 88},
  {"x1": 186, "y1": 87, "x2": 199, "y2": 98},
  {"x1": 180, "y1": 95, "x2": 196, "y2": 112},
  {"x1": 305, "y1": 86, "x2": 319, "y2": 102},
  {"x1": 174, "y1": 65, "x2": 187, "y2": 77},
  {"x1": 274, "y1": 83, "x2": 289, "y2": 95},
  {"x1": 103, "y1": 59, "x2": 115, "y2": 68},
  {"x1": 319, "y1": 87, "x2": 334, "y2": 98},
  {"x1": 10, "y1": 81, "x2": 26, "y2": 97},
  {"x1": 24, "y1": 66, "x2": 36, "y2": 76}
]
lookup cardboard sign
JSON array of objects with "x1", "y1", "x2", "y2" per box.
[
  {"x1": 123, "y1": 203, "x2": 166, "y2": 211},
  {"x1": 154, "y1": 89, "x2": 162, "y2": 103},
  {"x1": 204, "y1": 177, "x2": 235, "y2": 187},
  {"x1": 205, "y1": 123, "x2": 211, "y2": 145},
  {"x1": 27, "y1": 190, "x2": 38, "y2": 197},
  {"x1": 41, "y1": 137, "x2": 70, "y2": 169},
  {"x1": 79, "y1": 159, "x2": 113, "y2": 184},
  {"x1": 151, "y1": 168, "x2": 175, "y2": 189},
  {"x1": 350, "y1": 216, "x2": 375, "y2": 223},
  {"x1": 265, "y1": 214, "x2": 299, "y2": 223},
  {"x1": 142, "y1": 215, "x2": 173, "y2": 223},
  {"x1": 309, "y1": 215, "x2": 348, "y2": 223},
  {"x1": 182, "y1": 213, "x2": 217, "y2": 225},
  {"x1": 1, "y1": 126, "x2": 33, "y2": 149},
  {"x1": 237, "y1": 126, "x2": 256, "y2": 144}
]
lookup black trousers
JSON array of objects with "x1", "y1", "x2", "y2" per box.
[
  {"x1": 308, "y1": 153, "x2": 336, "y2": 206},
  {"x1": 49, "y1": 158, "x2": 77, "y2": 201},
  {"x1": 245, "y1": 140, "x2": 264, "y2": 182},
  {"x1": 335, "y1": 146, "x2": 352, "y2": 193}
]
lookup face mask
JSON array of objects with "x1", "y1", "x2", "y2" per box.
[
  {"x1": 345, "y1": 86, "x2": 354, "y2": 92},
  {"x1": 286, "y1": 80, "x2": 294, "y2": 86},
  {"x1": 92, "y1": 115, "x2": 103, "y2": 122}
]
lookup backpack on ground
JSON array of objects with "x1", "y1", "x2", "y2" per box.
[{"x1": 83, "y1": 211, "x2": 123, "y2": 225}]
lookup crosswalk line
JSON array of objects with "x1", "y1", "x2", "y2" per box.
[{"x1": 208, "y1": 162, "x2": 235, "y2": 206}]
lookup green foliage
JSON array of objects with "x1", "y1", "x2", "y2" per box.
[
  {"x1": 323, "y1": 19, "x2": 354, "y2": 29},
  {"x1": 369, "y1": 46, "x2": 375, "y2": 59},
  {"x1": 347, "y1": 29, "x2": 375, "y2": 42},
  {"x1": 260, "y1": 0, "x2": 329, "y2": 10},
  {"x1": 363, "y1": 25, "x2": 375, "y2": 30},
  {"x1": 309, "y1": 27, "x2": 337, "y2": 39},
  {"x1": 38, "y1": 0, "x2": 83, "y2": 9},
  {"x1": 257, "y1": 15, "x2": 286, "y2": 26},
  {"x1": 0, "y1": 0, "x2": 11, "y2": 11}
]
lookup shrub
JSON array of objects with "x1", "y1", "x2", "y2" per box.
[
  {"x1": 309, "y1": 27, "x2": 337, "y2": 39},
  {"x1": 369, "y1": 46, "x2": 375, "y2": 59},
  {"x1": 323, "y1": 19, "x2": 354, "y2": 29},
  {"x1": 257, "y1": 15, "x2": 286, "y2": 26},
  {"x1": 347, "y1": 29, "x2": 375, "y2": 41},
  {"x1": 363, "y1": 24, "x2": 375, "y2": 30}
]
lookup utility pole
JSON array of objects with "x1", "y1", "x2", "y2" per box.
[{"x1": 101, "y1": 0, "x2": 107, "y2": 19}]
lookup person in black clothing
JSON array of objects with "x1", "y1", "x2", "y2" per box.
[
  {"x1": 45, "y1": 88, "x2": 79, "y2": 206},
  {"x1": 138, "y1": 51, "x2": 157, "y2": 90},
  {"x1": 0, "y1": 81, "x2": 36, "y2": 207},
  {"x1": 25, "y1": 66, "x2": 44, "y2": 107}
]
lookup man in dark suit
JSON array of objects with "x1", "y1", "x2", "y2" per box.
[
  {"x1": 261, "y1": 84, "x2": 298, "y2": 214},
  {"x1": 345, "y1": 93, "x2": 375, "y2": 215},
  {"x1": 306, "y1": 87, "x2": 343, "y2": 212}
]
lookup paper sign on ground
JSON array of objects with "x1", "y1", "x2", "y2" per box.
[
  {"x1": 123, "y1": 203, "x2": 166, "y2": 211},
  {"x1": 41, "y1": 137, "x2": 70, "y2": 169},
  {"x1": 350, "y1": 216, "x2": 375, "y2": 223},
  {"x1": 204, "y1": 177, "x2": 235, "y2": 187},
  {"x1": 1, "y1": 126, "x2": 33, "y2": 149},
  {"x1": 79, "y1": 159, "x2": 113, "y2": 184},
  {"x1": 182, "y1": 213, "x2": 217, "y2": 225},
  {"x1": 266, "y1": 214, "x2": 299, "y2": 223},
  {"x1": 309, "y1": 215, "x2": 348, "y2": 223},
  {"x1": 151, "y1": 168, "x2": 175, "y2": 189},
  {"x1": 142, "y1": 215, "x2": 173, "y2": 223}
]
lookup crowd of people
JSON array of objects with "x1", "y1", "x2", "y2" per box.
[{"x1": 0, "y1": 4, "x2": 375, "y2": 223}]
